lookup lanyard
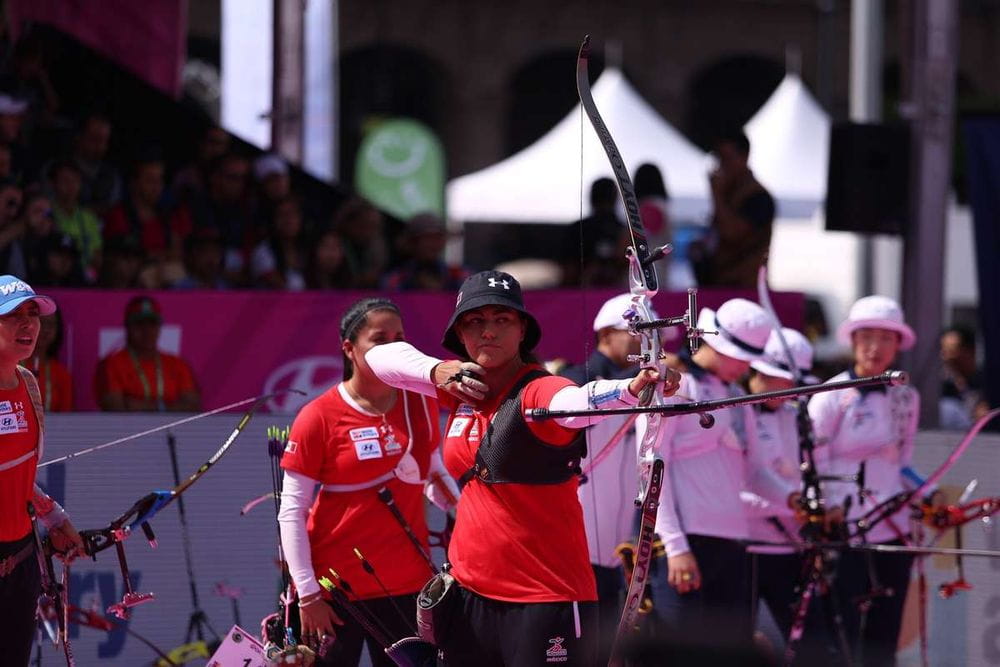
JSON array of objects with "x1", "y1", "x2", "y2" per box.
[
  {"x1": 128, "y1": 348, "x2": 165, "y2": 411},
  {"x1": 31, "y1": 357, "x2": 52, "y2": 411}
]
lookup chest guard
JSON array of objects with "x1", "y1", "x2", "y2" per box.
[{"x1": 459, "y1": 369, "x2": 585, "y2": 488}]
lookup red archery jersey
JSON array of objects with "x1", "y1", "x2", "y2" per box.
[
  {"x1": 0, "y1": 375, "x2": 40, "y2": 541},
  {"x1": 439, "y1": 366, "x2": 597, "y2": 603},
  {"x1": 282, "y1": 384, "x2": 441, "y2": 599}
]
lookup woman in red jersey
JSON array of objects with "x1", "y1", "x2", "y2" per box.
[
  {"x1": 0, "y1": 274, "x2": 84, "y2": 665},
  {"x1": 366, "y1": 270, "x2": 679, "y2": 666},
  {"x1": 278, "y1": 297, "x2": 456, "y2": 666}
]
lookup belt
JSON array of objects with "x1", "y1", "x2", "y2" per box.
[{"x1": 0, "y1": 542, "x2": 34, "y2": 577}]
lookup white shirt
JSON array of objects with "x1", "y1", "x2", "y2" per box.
[
  {"x1": 743, "y1": 404, "x2": 801, "y2": 549},
  {"x1": 807, "y1": 371, "x2": 920, "y2": 544},
  {"x1": 577, "y1": 414, "x2": 639, "y2": 567},
  {"x1": 654, "y1": 366, "x2": 757, "y2": 557}
]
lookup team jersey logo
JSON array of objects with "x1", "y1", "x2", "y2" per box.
[
  {"x1": 468, "y1": 422, "x2": 480, "y2": 442},
  {"x1": 354, "y1": 439, "x2": 383, "y2": 460},
  {"x1": 380, "y1": 423, "x2": 402, "y2": 454},
  {"x1": 455, "y1": 404, "x2": 474, "y2": 416},
  {"x1": 0, "y1": 400, "x2": 11, "y2": 414},
  {"x1": 447, "y1": 417, "x2": 470, "y2": 438},
  {"x1": 0, "y1": 412, "x2": 26, "y2": 435},
  {"x1": 545, "y1": 636, "x2": 568, "y2": 662},
  {"x1": 284, "y1": 440, "x2": 298, "y2": 454},
  {"x1": 350, "y1": 427, "x2": 379, "y2": 441}
]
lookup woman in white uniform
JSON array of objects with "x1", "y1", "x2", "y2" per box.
[{"x1": 807, "y1": 296, "x2": 924, "y2": 666}]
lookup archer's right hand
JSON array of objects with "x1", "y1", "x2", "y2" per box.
[
  {"x1": 667, "y1": 551, "x2": 702, "y2": 594},
  {"x1": 433, "y1": 361, "x2": 488, "y2": 402},
  {"x1": 298, "y1": 595, "x2": 344, "y2": 644}
]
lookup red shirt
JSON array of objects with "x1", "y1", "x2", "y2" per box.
[
  {"x1": 94, "y1": 349, "x2": 197, "y2": 408},
  {"x1": 0, "y1": 375, "x2": 40, "y2": 541},
  {"x1": 31, "y1": 359, "x2": 73, "y2": 412},
  {"x1": 282, "y1": 384, "x2": 441, "y2": 599},
  {"x1": 439, "y1": 366, "x2": 597, "y2": 603},
  {"x1": 103, "y1": 203, "x2": 193, "y2": 255}
]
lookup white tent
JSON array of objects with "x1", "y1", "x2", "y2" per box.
[
  {"x1": 447, "y1": 68, "x2": 712, "y2": 224},
  {"x1": 744, "y1": 73, "x2": 830, "y2": 218}
]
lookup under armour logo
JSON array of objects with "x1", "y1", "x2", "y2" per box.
[{"x1": 488, "y1": 278, "x2": 510, "y2": 289}]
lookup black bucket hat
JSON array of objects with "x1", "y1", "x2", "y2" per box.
[{"x1": 442, "y1": 270, "x2": 541, "y2": 357}]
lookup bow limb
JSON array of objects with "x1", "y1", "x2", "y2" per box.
[{"x1": 576, "y1": 35, "x2": 668, "y2": 655}]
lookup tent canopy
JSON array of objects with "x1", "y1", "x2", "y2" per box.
[
  {"x1": 744, "y1": 73, "x2": 830, "y2": 218},
  {"x1": 447, "y1": 68, "x2": 712, "y2": 224}
]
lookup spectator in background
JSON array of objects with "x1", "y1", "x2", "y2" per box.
[
  {"x1": 251, "y1": 195, "x2": 308, "y2": 290},
  {"x1": 103, "y1": 152, "x2": 192, "y2": 285},
  {"x1": 0, "y1": 92, "x2": 37, "y2": 182},
  {"x1": 382, "y1": 212, "x2": 469, "y2": 291},
  {"x1": 18, "y1": 190, "x2": 56, "y2": 282},
  {"x1": 940, "y1": 325, "x2": 988, "y2": 429},
  {"x1": 188, "y1": 152, "x2": 253, "y2": 285},
  {"x1": 0, "y1": 33, "x2": 60, "y2": 125},
  {"x1": 69, "y1": 113, "x2": 122, "y2": 212},
  {"x1": 96, "y1": 237, "x2": 144, "y2": 289},
  {"x1": 171, "y1": 227, "x2": 231, "y2": 289},
  {"x1": 27, "y1": 308, "x2": 72, "y2": 411},
  {"x1": 94, "y1": 295, "x2": 201, "y2": 412},
  {"x1": 691, "y1": 131, "x2": 775, "y2": 289},
  {"x1": 332, "y1": 197, "x2": 387, "y2": 289},
  {"x1": 0, "y1": 178, "x2": 25, "y2": 275},
  {"x1": 253, "y1": 153, "x2": 292, "y2": 212},
  {"x1": 32, "y1": 233, "x2": 85, "y2": 287},
  {"x1": 49, "y1": 158, "x2": 101, "y2": 279},
  {"x1": 304, "y1": 227, "x2": 354, "y2": 289},
  {"x1": 172, "y1": 125, "x2": 230, "y2": 203},
  {"x1": 634, "y1": 163, "x2": 672, "y2": 274},
  {"x1": 561, "y1": 177, "x2": 626, "y2": 287}
]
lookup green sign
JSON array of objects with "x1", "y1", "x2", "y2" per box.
[{"x1": 355, "y1": 118, "x2": 446, "y2": 219}]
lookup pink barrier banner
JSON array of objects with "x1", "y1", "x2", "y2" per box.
[{"x1": 46, "y1": 288, "x2": 804, "y2": 413}]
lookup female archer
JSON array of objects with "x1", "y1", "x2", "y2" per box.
[
  {"x1": 366, "y1": 270, "x2": 679, "y2": 666},
  {"x1": 0, "y1": 274, "x2": 84, "y2": 665},
  {"x1": 278, "y1": 297, "x2": 457, "y2": 666}
]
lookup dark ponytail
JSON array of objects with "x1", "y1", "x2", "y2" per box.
[{"x1": 339, "y1": 297, "x2": 401, "y2": 380}]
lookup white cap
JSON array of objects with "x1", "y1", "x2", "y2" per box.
[
  {"x1": 254, "y1": 153, "x2": 289, "y2": 182},
  {"x1": 751, "y1": 328, "x2": 815, "y2": 381},
  {"x1": 592, "y1": 293, "x2": 659, "y2": 332},
  {"x1": 0, "y1": 94, "x2": 28, "y2": 115},
  {"x1": 837, "y1": 295, "x2": 916, "y2": 351},
  {"x1": 697, "y1": 298, "x2": 772, "y2": 362}
]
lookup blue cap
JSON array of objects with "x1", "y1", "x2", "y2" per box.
[{"x1": 0, "y1": 275, "x2": 57, "y2": 316}]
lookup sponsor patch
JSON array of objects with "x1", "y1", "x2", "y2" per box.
[
  {"x1": 468, "y1": 423, "x2": 480, "y2": 442},
  {"x1": 447, "y1": 417, "x2": 470, "y2": 438},
  {"x1": 0, "y1": 413, "x2": 25, "y2": 435},
  {"x1": 455, "y1": 404, "x2": 474, "y2": 416},
  {"x1": 354, "y1": 439, "x2": 383, "y2": 461},
  {"x1": 349, "y1": 427, "x2": 379, "y2": 441},
  {"x1": 546, "y1": 637, "x2": 568, "y2": 663},
  {"x1": 0, "y1": 400, "x2": 11, "y2": 414}
]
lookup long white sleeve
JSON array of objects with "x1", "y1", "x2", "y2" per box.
[
  {"x1": 365, "y1": 342, "x2": 441, "y2": 397},
  {"x1": 425, "y1": 448, "x2": 461, "y2": 510},
  {"x1": 549, "y1": 379, "x2": 640, "y2": 428},
  {"x1": 277, "y1": 470, "x2": 321, "y2": 598}
]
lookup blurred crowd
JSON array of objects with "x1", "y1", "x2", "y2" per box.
[{"x1": 0, "y1": 34, "x2": 467, "y2": 293}]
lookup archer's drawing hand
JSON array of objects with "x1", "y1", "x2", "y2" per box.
[{"x1": 434, "y1": 361, "x2": 488, "y2": 402}]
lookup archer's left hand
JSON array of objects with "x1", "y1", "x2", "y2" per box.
[
  {"x1": 49, "y1": 519, "x2": 85, "y2": 563},
  {"x1": 627, "y1": 367, "x2": 681, "y2": 400}
]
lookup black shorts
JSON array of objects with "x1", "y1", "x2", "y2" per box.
[{"x1": 439, "y1": 585, "x2": 598, "y2": 667}]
